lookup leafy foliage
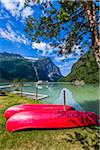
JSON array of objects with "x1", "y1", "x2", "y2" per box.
[{"x1": 24, "y1": 0, "x2": 98, "y2": 57}]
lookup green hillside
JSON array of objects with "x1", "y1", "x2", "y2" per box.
[
  {"x1": 0, "y1": 53, "x2": 37, "y2": 81},
  {"x1": 60, "y1": 50, "x2": 99, "y2": 84},
  {"x1": 0, "y1": 52, "x2": 62, "y2": 82}
]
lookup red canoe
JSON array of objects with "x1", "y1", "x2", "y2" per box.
[
  {"x1": 6, "y1": 110, "x2": 99, "y2": 132},
  {"x1": 4, "y1": 104, "x2": 75, "y2": 119}
]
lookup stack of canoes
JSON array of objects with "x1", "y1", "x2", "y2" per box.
[{"x1": 4, "y1": 104, "x2": 99, "y2": 132}]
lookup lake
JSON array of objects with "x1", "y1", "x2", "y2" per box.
[{"x1": 2, "y1": 82, "x2": 99, "y2": 115}]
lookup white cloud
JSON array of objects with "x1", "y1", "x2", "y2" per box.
[
  {"x1": 18, "y1": 0, "x2": 26, "y2": 10},
  {"x1": 21, "y1": 6, "x2": 34, "y2": 19},
  {"x1": 0, "y1": 0, "x2": 33, "y2": 20},
  {"x1": 1, "y1": 0, "x2": 20, "y2": 18},
  {"x1": 72, "y1": 44, "x2": 82, "y2": 55},
  {"x1": 32, "y1": 42, "x2": 52, "y2": 51},
  {"x1": 38, "y1": 0, "x2": 51, "y2": 3},
  {"x1": 32, "y1": 42, "x2": 56, "y2": 57},
  {"x1": 1, "y1": 0, "x2": 17, "y2": 10},
  {"x1": 0, "y1": 26, "x2": 29, "y2": 45},
  {"x1": 25, "y1": 57, "x2": 39, "y2": 61},
  {"x1": 55, "y1": 56, "x2": 66, "y2": 61}
]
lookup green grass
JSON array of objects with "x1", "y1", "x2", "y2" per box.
[{"x1": 0, "y1": 93, "x2": 99, "y2": 150}]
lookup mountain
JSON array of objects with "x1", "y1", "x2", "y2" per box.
[
  {"x1": 34, "y1": 57, "x2": 62, "y2": 81},
  {"x1": 0, "y1": 52, "x2": 62, "y2": 82},
  {"x1": 0, "y1": 52, "x2": 36, "y2": 82},
  {"x1": 60, "y1": 50, "x2": 99, "y2": 84}
]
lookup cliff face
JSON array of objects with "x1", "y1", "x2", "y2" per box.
[
  {"x1": 60, "y1": 50, "x2": 99, "y2": 84},
  {"x1": 34, "y1": 58, "x2": 62, "y2": 81},
  {"x1": 0, "y1": 52, "x2": 62, "y2": 82}
]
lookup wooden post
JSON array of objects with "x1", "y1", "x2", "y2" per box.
[
  {"x1": 63, "y1": 90, "x2": 66, "y2": 112},
  {"x1": 36, "y1": 85, "x2": 38, "y2": 100}
]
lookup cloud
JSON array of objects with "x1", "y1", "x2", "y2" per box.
[
  {"x1": 0, "y1": 25, "x2": 29, "y2": 45},
  {"x1": 32, "y1": 42, "x2": 52, "y2": 51},
  {"x1": 1, "y1": 0, "x2": 20, "y2": 18},
  {"x1": 55, "y1": 56, "x2": 66, "y2": 61},
  {"x1": 21, "y1": 6, "x2": 34, "y2": 19},
  {"x1": 25, "y1": 57, "x2": 39, "y2": 62},
  {"x1": 32, "y1": 42, "x2": 57, "y2": 57},
  {"x1": 71, "y1": 44, "x2": 82, "y2": 55},
  {"x1": 0, "y1": 0, "x2": 33, "y2": 20}
]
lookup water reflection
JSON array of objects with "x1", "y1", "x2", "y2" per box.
[
  {"x1": 43, "y1": 87, "x2": 84, "y2": 111},
  {"x1": 35, "y1": 83, "x2": 99, "y2": 114},
  {"x1": 3, "y1": 82, "x2": 99, "y2": 114}
]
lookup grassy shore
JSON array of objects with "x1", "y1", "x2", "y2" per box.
[{"x1": 0, "y1": 93, "x2": 99, "y2": 150}]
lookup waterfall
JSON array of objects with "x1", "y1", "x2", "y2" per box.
[
  {"x1": 32, "y1": 63, "x2": 39, "y2": 81},
  {"x1": 48, "y1": 72, "x2": 54, "y2": 81}
]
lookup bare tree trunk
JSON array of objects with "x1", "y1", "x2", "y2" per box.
[{"x1": 82, "y1": 0, "x2": 100, "y2": 67}]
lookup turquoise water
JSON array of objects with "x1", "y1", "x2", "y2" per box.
[
  {"x1": 2, "y1": 82, "x2": 99, "y2": 114},
  {"x1": 6, "y1": 83, "x2": 99, "y2": 114}
]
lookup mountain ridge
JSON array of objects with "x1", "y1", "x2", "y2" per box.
[
  {"x1": 60, "y1": 50, "x2": 99, "y2": 84},
  {"x1": 0, "y1": 52, "x2": 62, "y2": 82}
]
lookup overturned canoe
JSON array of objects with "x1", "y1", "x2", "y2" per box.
[
  {"x1": 6, "y1": 110, "x2": 99, "y2": 132},
  {"x1": 4, "y1": 104, "x2": 75, "y2": 119}
]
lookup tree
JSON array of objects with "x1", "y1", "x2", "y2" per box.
[
  {"x1": 24, "y1": 0, "x2": 99, "y2": 67},
  {"x1": 82, "y1": 0, "x2": 99, "y2": 67}
]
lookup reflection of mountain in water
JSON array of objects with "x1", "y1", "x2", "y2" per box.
[
  {"x1": 64, "y1": 84, "x2": 99, "y2": 115},
  {"x1": 41, "y1": 83, "x2": 99, "y2": 114},
  {"x1": 12, "y1": 82, "x2": 99, "y2": 115},
  {"x1": 42, "y1": 84, "x2": 83, "y2": 111},
  {"x1": 58, "y1": 88, "x2": 84, "y2": 111}
]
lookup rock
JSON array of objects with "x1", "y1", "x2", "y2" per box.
[
  {"x1": 33, "y1": 57, "x2": 62, "y2": 81},
  {"x1": 74, "y1": 80, "x2": 85, "y2": 86},
  {"x1": 0, "y1": 90, "x2": 6, "y2": 96}
]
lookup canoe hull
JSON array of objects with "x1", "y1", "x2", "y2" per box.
[
  {"x1": 6, "y1": 110, "x2": 99, "y2": 132},
  {"x1": 4, "y1": 104, "x2": 75, "y2": 119}
]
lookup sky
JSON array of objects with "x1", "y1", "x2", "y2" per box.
[{"x1": 0, "y1": 0, "x2": 91, "y2": 76}]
